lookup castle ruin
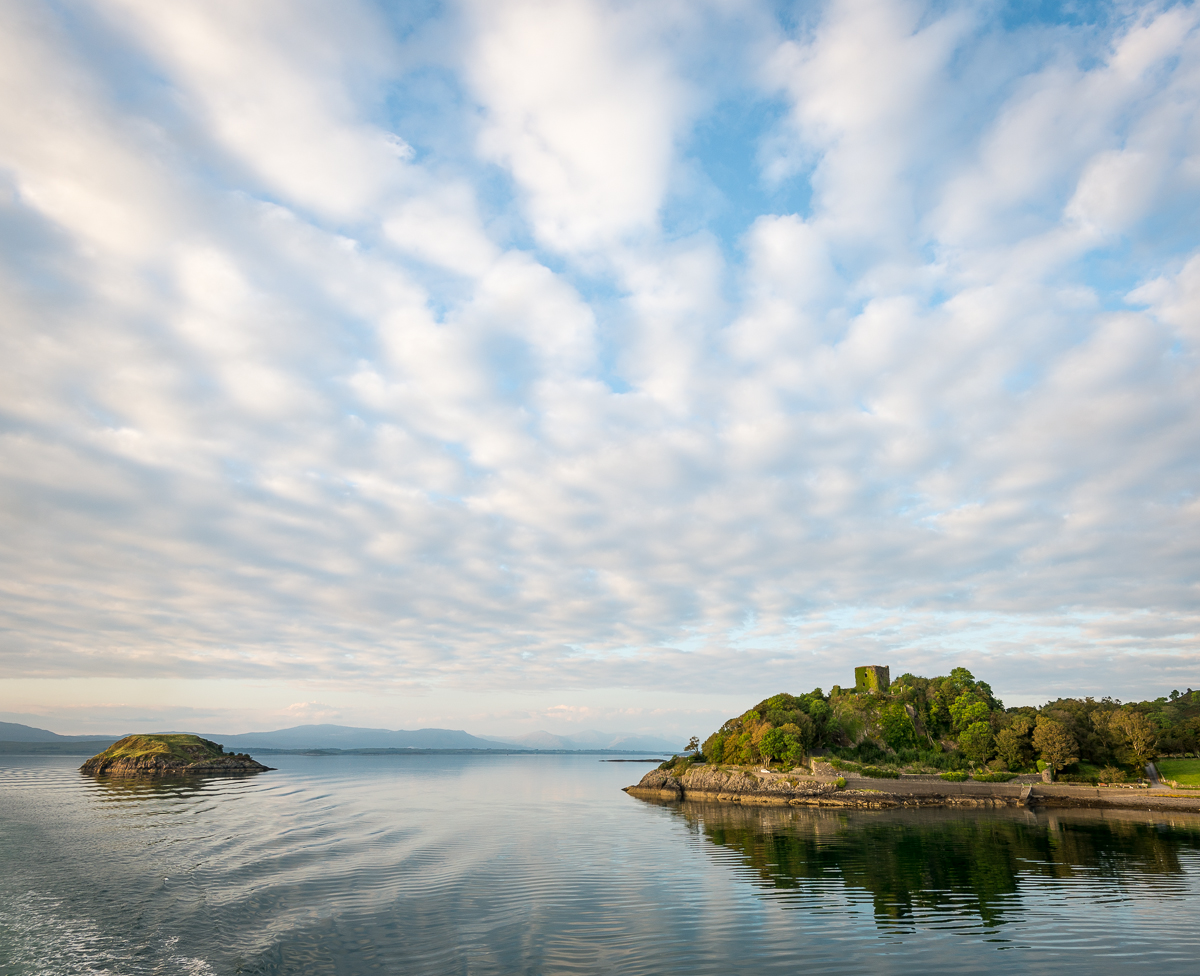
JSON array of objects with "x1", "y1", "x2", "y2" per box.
[{"x1": 854, "y1": 665, "x2": 890, "y2": 694}]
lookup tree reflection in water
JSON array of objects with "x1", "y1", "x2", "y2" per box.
[{"x1": 670, "y1": 802, "x2": 1200, "y2": 927}]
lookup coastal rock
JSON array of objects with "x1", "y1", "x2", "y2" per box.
[
  {"x1": 627, "y1": 768, "x2": 683, "y2": 798},
  {"x1": 626, "y1": 764, "x2": 831, "y2": 803}
]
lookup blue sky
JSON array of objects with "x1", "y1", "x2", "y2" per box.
[{"x1": 1, "y1": 0, "x2": 1198, "y2": 738}]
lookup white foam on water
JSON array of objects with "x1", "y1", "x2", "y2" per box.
[{"x1": 0, "y1": 891, "x2": 214, "y2": 976}]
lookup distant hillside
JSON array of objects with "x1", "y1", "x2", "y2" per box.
[
  {"x1": 0, "y1": 720, "x2": 681, "y2": 755},
  {"x1": 0, "y1": 721, "x2": 123, "y2": 743},
  {"x1": 199, "y1": 724, "x2": 525, "y2": 752},
  {"x1": 486, "y1": 730, "x2": 682, "y2": 753},
  {"x1": 0, "y1": 722, "x2": 124, "y2": 754}
]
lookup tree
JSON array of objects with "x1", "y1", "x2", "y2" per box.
[
  {"x1": 1032, "y1": 717, "x2": 1078, "y2": 773},
  {"x1": 685, "y1": 736, "x2": 700, "y2": 755},
  {"x1": 949, "y1": 667, "x2": 976, "y2": 689},
  {"x1": 1089, "y1": 709, "x2": 1116, "y2": 763},
  {"x1": 949, "y1": 693, "x2": 990, "y2": 730},
  {"x1": 1109, "y1": 710, "x2": 1158, "y2": 774},
  {"x1": 760, "y1": 728, "x2": 785, "y2": 763},
  {"x1": 778, "y1": 723, "x2": 807, "y2": 766},
  {"x1": 760, "y1": 724, "x2": 807, "y2": 767},
  {"x1": 994, "y1": 726, "x2": 1030, "y2": 770},
  {"x1": 959, "y1": 721, "x2": 994, "y2": 764}
]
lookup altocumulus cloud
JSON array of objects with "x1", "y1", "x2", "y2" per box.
[{"x1": 0, "y1": 0, "x2": 1198, "y2": 731}]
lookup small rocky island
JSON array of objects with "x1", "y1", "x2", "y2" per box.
[{"x1": 80, "y1": 733, "x2": 273, "y2": 776}]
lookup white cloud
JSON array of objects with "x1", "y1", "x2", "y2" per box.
[
  {"x1": 100, "y1": 0, "x2": 410, "y2": 218},
  {"x1": 463, "y1": 0, "x2": 690, "y2": 252},
  {"x1": 0, "y1": 0, "x2": 1198, "y2": 737},
  {"x1": 1142, "y1": 266, "x2": 1200, "y2": 344}
]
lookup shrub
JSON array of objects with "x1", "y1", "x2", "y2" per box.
[
  {"x1": 972, "y1": 772, "x2": 1015, "y2": 782},
  {"x1": 940, "y1": 771, "x2": 969, "y2": 782},
  {"x1": 880, "y1": 701, "x2": 918, "y2": 751},
  {"x1": 835, "y1": 776, "x2": 846, "y2": 789},
  {"x1": 918, "y1": 749, "x2": 968, "y2": 772},
  {"x1": 861, "y1": 766, "x2": 901, "y2": 779}
]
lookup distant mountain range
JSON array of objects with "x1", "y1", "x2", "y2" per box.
[
  {"x1": 198, "y1": 725, "x2": 519, "y2": 751},
  {"x1": 0, "y1": 721, "x2": 680, "y2": 754},
  {"x1": 482, "y1": 730, "x2": 685, "y2": 752},
  {"x1": 0, "y1": 721, "x2": 122, "y2": 743}
]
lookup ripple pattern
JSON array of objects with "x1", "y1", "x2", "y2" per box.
[{"x1": 2, "y1": 755, "x2": 1200, "y2": 975}]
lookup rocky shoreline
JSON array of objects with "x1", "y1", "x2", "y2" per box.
[
  {"x1": 81, "y1": 753, "x2": 273, "y2": 776},
  {"x1": 626, "y1": 761, "x2": 1200, "y2": 813}
]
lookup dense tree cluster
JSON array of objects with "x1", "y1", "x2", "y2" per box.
[
  {"x1": 702, "y1": 692, "x2": 828, "y2": 766},
  {"x1": 695, "y1": 670, "x2": 1200, "y2": 780}
]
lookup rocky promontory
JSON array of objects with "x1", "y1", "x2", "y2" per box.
[{"x1": 80, "y1": 733, "x2": 273, "y2": 776}]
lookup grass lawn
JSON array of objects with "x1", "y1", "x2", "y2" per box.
[{"x1": 1157, "y1": 758, "x2": 1200, "y2": 786}]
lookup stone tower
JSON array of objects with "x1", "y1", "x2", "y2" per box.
[{"x1": 854, "y1": 665, "x2": 890, "y2": 694}]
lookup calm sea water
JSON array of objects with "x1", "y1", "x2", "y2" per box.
[{"x1": 2, "y1": 753, "x2": 1199, "y2": 975}]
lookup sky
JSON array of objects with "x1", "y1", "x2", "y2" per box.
[{"x1": 1, "y1": 0, "x2": 1198, "y2": 740}]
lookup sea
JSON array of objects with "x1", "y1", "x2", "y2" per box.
[{"x1": 2, "y1": 752, "x2": 1199, "y2": 975}]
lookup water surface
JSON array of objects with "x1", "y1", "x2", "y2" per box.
[{"x1": 1, "y1": 753, "x2": 1198, "y2": 974}]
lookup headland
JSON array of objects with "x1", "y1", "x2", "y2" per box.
[{"x1": 626, "y1": 663, "x2": 1200, "y2": 813}]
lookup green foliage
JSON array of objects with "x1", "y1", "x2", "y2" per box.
[
  {"x1": 860, "y1": 766, "x2": 901, "y2": 779},
  {"x1": 940, "y1": 770, "x2": 969, "y2": 782},
  {"x1": 658, "y1": 754, "x2": 696, "y2": 775},
  {"x1": 879, "y1": 701, "x2": 917, "y2": 750},
  {"x1": 1032, "y1": 717, "x2": 1078, "y2": 772},
  {"x1": 700, "y1": 676, "x2": 1200, "y2": 775},
  {"x1": 959, "y1": 721, "x2": 994, "y2": 764},
  {"x1": 950, "y1": 694, "x2": 990, "y2": 730},
  {"x1": 834, "y1": 776, "x2": 846, "y2": 788},
  {"x1": 1109, "y1": 710, "x2": 1158, "y2": 771},
  {"x1": 972, "y1": 771, "x2": 1016, "y2": 782},
  {"x1": 994, "y1": 717, "x2": 1033, "y2": 770}
]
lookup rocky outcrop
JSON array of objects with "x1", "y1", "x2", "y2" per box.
[
  {"x1": 626, "y1": 764, "x2": 839, "y2": 805},
  {"x1": 627, "y1": 768, "x2": 684, "y2": 799},
  {"x1": 80, "y1": 733, "x2": 273, "y2": 776}
]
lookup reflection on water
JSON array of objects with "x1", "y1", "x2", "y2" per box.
[
  {"x1": 674, "y1": 801, "x2": 1200, "y2": 928},
  {"x1": 4, "y1": 755, "x2": 1200, "y2": 976},
  {"x1": 84, "y1": 772, "x2": 218, "y2": 800}
]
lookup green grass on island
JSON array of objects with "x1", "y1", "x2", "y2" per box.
[{"x1": 88, "y1": 733, "x2": 245, "y2": 764}]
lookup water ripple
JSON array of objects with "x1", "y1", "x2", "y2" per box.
[{"x1": 3, "y1": 755, "x2": 1200, "y2": 975}]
